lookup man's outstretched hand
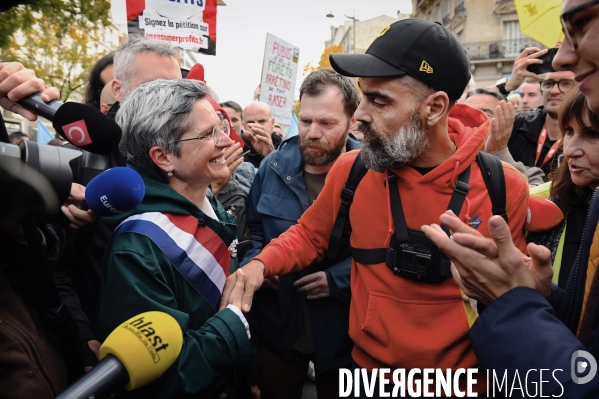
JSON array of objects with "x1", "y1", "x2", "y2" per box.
[{"x1": 221, "y1": 260, "x2": 265, "y2": 313}]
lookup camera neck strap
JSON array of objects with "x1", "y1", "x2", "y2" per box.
[{"x1": 387, "y1": 166, "x2": 471, "y2": 243}]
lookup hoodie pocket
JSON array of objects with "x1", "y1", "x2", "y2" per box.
[{"x1": 357, "y1": 291, "x2": 471, "y2": 368}]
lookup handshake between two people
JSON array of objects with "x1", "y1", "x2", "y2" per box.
[{"x1": 219, "y1": 210, "x2": 554, "y2": 313}]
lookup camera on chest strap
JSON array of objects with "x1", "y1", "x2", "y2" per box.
[{"x1": 384, "y1": 229, "x2": 450, "y2": 284}]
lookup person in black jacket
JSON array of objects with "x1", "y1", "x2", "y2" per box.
[
  {"x1": 241, "y1": 102, "x2": 282, "y2": 168},
  {"x1": 0, "y1": 61, "x2": 88, "y2": 397},
  {"x1": 508, "y1": 71, "x2": 578, "y2": 177}
]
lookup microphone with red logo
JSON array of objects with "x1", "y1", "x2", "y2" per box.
[{"x1": 14, "y1": 92, "x2": 122, "y2": 155}]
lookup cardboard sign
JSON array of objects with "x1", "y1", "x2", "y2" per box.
[{"x1": 259, "y1": 34, "x2": 300, "y2": 125}]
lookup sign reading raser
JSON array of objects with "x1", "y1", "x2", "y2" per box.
[{"x1": 259, "y1": 33, "x2": 300, "y2": 126}]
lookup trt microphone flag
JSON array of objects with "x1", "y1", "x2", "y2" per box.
[{"x1": 36, "y1": 120, "x2": 53, "y2": 144}]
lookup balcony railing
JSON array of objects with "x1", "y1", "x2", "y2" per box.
[
  {"x1": 455, "y1": 2, "x2": 465, "y2": 14},
  {"x1": 443, "y1": 13, "x2": 451, "y2": 25},
  {"x1": 462, "y1": 38, "x2": 544, "y2": 60}
]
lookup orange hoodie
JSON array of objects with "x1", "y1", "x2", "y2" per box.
[{"x1": 254, "y1": 104, "x2": 529, "y2": 389}]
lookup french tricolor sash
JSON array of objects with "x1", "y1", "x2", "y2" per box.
[{"x1": 114, "y1": 212, "x2": 230, "y2": 310}]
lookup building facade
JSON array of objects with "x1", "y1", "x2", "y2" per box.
[
  {"x1": 411, "y1": 0, "x2": 544, "y2": 88},
  {"x1": 325, "y1": 12, "x2": 411, "y2": 55}
]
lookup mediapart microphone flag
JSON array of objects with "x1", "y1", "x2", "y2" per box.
[
  {"x1": 55, "y1": 311, "x2": 183, "y2": 399},
  {"x1": 85, "y1": 167, "x2": 145, "y2": 217}
]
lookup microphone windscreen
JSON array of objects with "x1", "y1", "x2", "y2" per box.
[
  {"x1": 53, "y1": 102, "x2": 122, "y2": 155},
  {"x1": 86, "y1": 167, "x2": 145, "y2": 217},
  {"x1": 525, "y1": 196, "x2": 565, "y2": 232},
  {"x1": 100, "y1": 311, "x2": 183, "y2": 390}
]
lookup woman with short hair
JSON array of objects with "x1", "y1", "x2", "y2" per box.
[{"x1": 98, "y1": 79, "x2": 251, "y2": 398}]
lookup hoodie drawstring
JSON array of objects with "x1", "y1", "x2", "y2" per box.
[
  {"x1": 450, "y1": 160, "x2": 460, "y2": 188},
  {"x1": 384, "y1": 170, "x2": 394, "y2": 247}
]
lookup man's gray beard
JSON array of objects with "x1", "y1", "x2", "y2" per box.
[{"x1": 358, "y1": 112, "x2": 429, "y2": 173}]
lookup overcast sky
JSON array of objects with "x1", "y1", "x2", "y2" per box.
[{"x1": 171, "y1": 0, "x2": 414, "y2": 108}]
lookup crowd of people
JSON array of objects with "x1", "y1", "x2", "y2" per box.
[{"x1": 1, "y1": 0, "x2": 599, "y2": 397}]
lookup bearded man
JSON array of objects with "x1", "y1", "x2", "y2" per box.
[
  {"x1": 240, "y1": 68, "x2": 360, "y2": 399},
  {"x1": 233, "y1": 20, "x2": 529, "y2": 398}
]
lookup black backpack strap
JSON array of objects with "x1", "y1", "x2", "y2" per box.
[
  {"x1": 476, "y1": 152, "x2": 508, "y2": 222},
  {"x1": 327, "y1": 154, "x2": 368, "y2": 259}
]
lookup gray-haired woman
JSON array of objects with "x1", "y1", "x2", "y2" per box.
[{"x1": 97, "y1": 79, "x2": 250, "y2": 398}]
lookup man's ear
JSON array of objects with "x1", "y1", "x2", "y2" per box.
[
  {"x1": 148, "y1": 146, "x2": 173, "y2": 174},
  {"x1": 112, "y1": 79, "x2": 124, "y2": 102},
  {"x1": 100, "y1": 103, "x2": 110, "y2": 115},
  {"x1": 421, "y1": 91, "x2": 450, "y2": 126}
]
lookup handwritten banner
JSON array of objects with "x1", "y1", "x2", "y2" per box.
[
  {"x1": 259, "y1": 34, "x2": 300, "y2": 125},
  {"x1": 126, "y1": 0, "x2": 217, "y2": 55}
]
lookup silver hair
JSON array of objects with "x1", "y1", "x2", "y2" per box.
[
  {"x1": 113, "y1": 35, "x2": 177, "y2": 95},
  {"x1": 116, "y1": 79, "x2": 209, "y2": 171}
]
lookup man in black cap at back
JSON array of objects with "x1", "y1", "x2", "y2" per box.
[{"x1": 233, "y1": 19, "x2": 530, "y2": 397}]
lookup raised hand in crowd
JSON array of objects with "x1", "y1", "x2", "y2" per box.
[
  {"x1": 500, "y1": 47, "x2": 548, "y2": 93},
  {"x1": 421, "y1": 210, "x2": 553, "y2": 305},
  {"x1": 211, "y1": 141, "x2": 244, "y2": 196},
  {"x1": 244, "y1": 122, "x2": 275, "y2": 157},
  {"x1": 0, "y1": 62, "x2": 60, "y2": 121},
  {"x1": 61, "y1": 183, "x2": 97, "y2": 229},
  {"x1": 484, "y1": 100, "x2": 515, "y2": 154}
]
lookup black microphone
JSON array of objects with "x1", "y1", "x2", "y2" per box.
[{"x1": 14, "y1": 93, "x2": 122, "y2": 155}]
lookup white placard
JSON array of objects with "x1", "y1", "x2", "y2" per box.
[
  {"x1": 259, "y1": 34, "x2": 300, "y2": 126},
  {"x1": 129, "y1": 0, "x2": 216, "y2": 54}
]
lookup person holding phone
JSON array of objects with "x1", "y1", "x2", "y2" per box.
[
  {"x1": 507, "y1": 70, "x2": 577, "y2": 178},
  {"x1": 489, "y1": 47, "x2": 576, "y2": 178}
]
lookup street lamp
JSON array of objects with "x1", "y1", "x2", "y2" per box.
[{"x1": 326, "y1": 11, "x2": 356, "y2": 54}]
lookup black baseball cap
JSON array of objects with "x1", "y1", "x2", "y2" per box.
[{"x1": 330, "y1": 19, "x2": 471, "y2": 100}]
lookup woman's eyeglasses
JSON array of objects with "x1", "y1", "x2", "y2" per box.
[{"x1": 171, "y1": 119, "x2": 230, "y2": 146}]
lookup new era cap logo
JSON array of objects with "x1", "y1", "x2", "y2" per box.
[
  {"x1": 419, "y1": 60, "x2": 433, "y2": 74},
  {"x1": 62, "y1": 119, "x2": 92, "y2": 146},
  {"x1": 376, "y1": 26, "x2": 390, "y2": 39}
]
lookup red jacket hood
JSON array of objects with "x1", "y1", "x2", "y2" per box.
[{"x1": 399, "y1": 103, "x2": 490, "y2": 189}]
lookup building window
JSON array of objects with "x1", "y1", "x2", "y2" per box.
[{"x1": 503, "y1": 20, "x2": 528, "y2": 57}]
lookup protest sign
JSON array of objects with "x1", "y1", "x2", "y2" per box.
[
  {"x1": 125, "y1": 0, "x2": 217, "y2": 55},
  {"x1": 259, "y1": 34, "x2": 300, "y2": 126}
]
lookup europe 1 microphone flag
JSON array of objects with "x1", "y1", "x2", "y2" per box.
[
  {"x1": 85, "y1": 167, "x2": 145, "y2": 217},
  {"x1": 55, "y1": 311, "x2": 183, "y2": 399},
  {"x1": 14, "y1": 92, "x2": 122, "y2": 155}
]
